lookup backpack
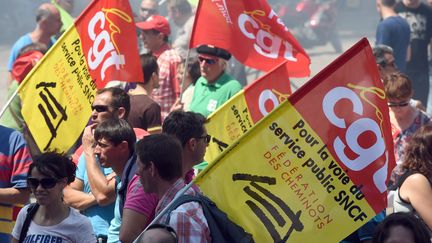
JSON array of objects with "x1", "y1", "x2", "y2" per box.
[{"x1": 165, "y1": 194, "x2": 254, "y2": 243}]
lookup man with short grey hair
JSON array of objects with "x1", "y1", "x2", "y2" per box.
[{"x1": 7, "y1": 3, "x2": 62, "y2": 82}]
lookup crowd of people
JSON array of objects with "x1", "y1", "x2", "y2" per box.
[{"x1": 2, "y1": 0, "x2": 432, "y2": 242}]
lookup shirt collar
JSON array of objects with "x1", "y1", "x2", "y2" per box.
[
  {"x1": 155, "y1": 178, "x2": 186, "y2": 214},
  {"x1": 153, "y1": 43, "x2": 170, "y2": 58}
]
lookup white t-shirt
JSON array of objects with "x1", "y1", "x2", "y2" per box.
[{"x1": 12, "y1": 204, "x2": 96, "y2": 243}]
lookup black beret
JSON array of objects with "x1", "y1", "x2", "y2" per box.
[{"x1": 196, "y1": 45, "x2": 231, "y2": 60}]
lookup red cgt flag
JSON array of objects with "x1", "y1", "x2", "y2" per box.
[{"x1": 190, "y1": 0, "x2": 311, "y2": 77}]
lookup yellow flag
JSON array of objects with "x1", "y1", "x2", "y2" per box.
[
  {"x1": 19, "y1": 0, "x2": 142, "y2": 152},
  {"x1": 194, "y1": 39, "x2": 395, "y2": 242}
]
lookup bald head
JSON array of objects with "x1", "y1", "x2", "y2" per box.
[{"x1": 36, "y1": 3, "x2": 59, "y2": 22}]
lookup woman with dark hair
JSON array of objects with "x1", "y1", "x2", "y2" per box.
[
  {"x1": 393, "y1": 123, "x2": 432, "y2": 231},
  {"x1": 373, "y1": 212, "x2": 430, "y2": 243},
  {"x1": 12, "y1": 152, "x2": 95, "y2": 243}
]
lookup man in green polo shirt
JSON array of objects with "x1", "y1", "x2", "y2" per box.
[{"x1": 189, "y1": 44, "x2": 242, "y2": 117}]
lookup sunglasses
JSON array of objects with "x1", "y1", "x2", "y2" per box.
[
  {"x1": 198, "y1": 56, "x2": 218, "y2": 65},
  {"x1": 27, "y1": 177, "x2": 59, "y2": 189},
  {"x1": 91, "y1": 105, "x2": 117, "y2": 113},
  {"x1": 387, "y1": 102, "x2": 409, "y2": 107},
  {"x1": 198, "y1": 134, "x2": 211, "y2": 144}
]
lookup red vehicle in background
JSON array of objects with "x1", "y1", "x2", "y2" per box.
[{"x1": 274, "y1": 0, "x2": 342, "y2": 53}]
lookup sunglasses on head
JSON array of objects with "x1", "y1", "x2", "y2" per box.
[
  {"x1": 387, "y1": 102, "x2": 410, "y2": 107},
  {"x1": 198, "y1": 56, "x2": 218, "y2": 65},
  {"x1": 27, "y1": 177, "x2": 59, "y2": 189},
  {"x1": 197, "y1": 134, "x2": 211, "y2": 144}
]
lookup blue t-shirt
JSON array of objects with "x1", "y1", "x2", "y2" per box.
[
  {"x1": 376, "y1": 16, "x2": 411, "y2": 73},
  {"x1": 8, "y1": 35, "x2": 33, "y2": 71},
  {"x1": 76, "y1": 154, "x2": 115, "y2": 237},
  {"x1": 7, "y1": 34, "x2": 54, "y2": 71},
  {"x1": 108, "y1": 179, "x2": 121, "y2": 243}
]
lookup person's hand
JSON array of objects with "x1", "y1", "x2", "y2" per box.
[
  {"x1": 82, "y1": 123, "x2": 97, "y2": 156},
  {"x1": 170, "y1": 98, "x2": 184, "y2": 112}
]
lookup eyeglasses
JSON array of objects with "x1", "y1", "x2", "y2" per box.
[
  {"x1": 27, "y1": 177, "x2": 59, "y2": 189},
  {"x1": 198, "y1": 56, "x2": 218, "y2": 65},
  {"x1": 388, "y1": 101, "x2": 410, "y2": 107},
  {"x1": 197, "y1": 134, "x2": 211, "y2": 144},
  {"x1": 91, "y1": 105, "x2": 118, "y2": 113}
]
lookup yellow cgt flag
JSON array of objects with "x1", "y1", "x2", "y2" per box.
[
  {"x1": 19, "y1": 26, "x2": 94, "y2": 152},
  {"x1": 19, "y1": 0, "x2": 142, "y2": 152},
  {"x1": 194, "y1": 39, "x2": 395, "y2": 242}
]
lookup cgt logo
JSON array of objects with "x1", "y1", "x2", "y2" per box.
[
  {"x1": 87, "y1": 8, "x2": 132, "y2": 80},
  {"x1": 258, "y1": 88, "x2": 289, "y2": 117},
  {"x1": 238, "y1": 9, "x2": 296, "y2": 61},
  {"x1": 322, "y1": 86, "x2": 388, "y2": 194}
]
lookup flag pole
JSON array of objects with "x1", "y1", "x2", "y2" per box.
[
  {"x1": 179, "y1": 48, "x2": 192, "y2": 101},
  {"x1": 132, "y1": 180, "x2": 194, "y2": 242},
  {"x1": 0, "y1": 87, "x2": 20, "y2": 120}
]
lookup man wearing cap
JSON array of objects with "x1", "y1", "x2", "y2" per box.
[
  {"x1": 136, "y1": 15, "x2": 182, "y2": 120},
  {"x1": 189, "y1": 45, "x2": 242, "y2": 117}
]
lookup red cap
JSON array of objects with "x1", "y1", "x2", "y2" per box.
[
  {"x1": 12, "y1": 50, "x2": 44, "y2": 83},
  {"x1": 136, "y1": 15, "x2": 170, "y2": 35}
]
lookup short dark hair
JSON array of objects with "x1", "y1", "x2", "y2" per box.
[
  {"x1": 373, "y1": 45, "x2": 393, "y2": 67},
  {"x1": 373, "y1": 212, "x2": 430, "y2": 243},
  {"x1": 182, "y1": 56, "x2": 200, "y2": 85},
  {"x1": 168, "y1": 0, "x2": 192, "y2": 15},
  {"x1": 381, "y1": 0, "x2": 396, "y2": 8},
  {"x1": 162, "y1": 111, "x2": 206, "y2": 146},
  {"x1": 96, "y1": 87, "x2": 131, "y2": 118},
  {"x1": 19, "y1": 42, "x2": 48, "y2": 56},
  {"x1": 136, "y1": 134, "x2": 182, "y2": 181},
  {"x1": 140, "y1": 53, "x2": 159, "y2": 84},
  {"x1": 94, "y1": 118, "x2": 136, "y2": 155},
  {"x1": 29, "y1": 151, "x2": 77, "y2": 184}
]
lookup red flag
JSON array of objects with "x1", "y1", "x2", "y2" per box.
[
  {"x1": 75, "y1": 0, "x2": 142, "y2": 88},
  {"x1": 190, "y1": 0, "x2": 311, "y2": 77},
  {"x1": 289, "y1": 38, "x2": 395, "y2": 212}
]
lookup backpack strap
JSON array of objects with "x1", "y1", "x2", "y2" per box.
[
  {"x1": 18, "y1": 203, "x2": 39, "y2": 243},
  {"x1": 164, "y1": 194, "x2": 201, "y2": 224}
]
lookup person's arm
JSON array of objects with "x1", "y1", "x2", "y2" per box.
[
  {"x1": 5, "y1": 130, "x2": 32, "y2": 204},
  {"x1": 401, "y1": 173, "x2": 432, "y2": 229},
  {"x1": 119, "y1": 209, "x2": 150, "y2": 243},
  {"x1": 83, "y1": 125, "x2": 117, "y2": 205},
  {"x1": 63, "y1": 178, "x2": 97, "y2": 211},
  {"x1": 0, "y1": 188, "x2": 29, "y2": 204}
]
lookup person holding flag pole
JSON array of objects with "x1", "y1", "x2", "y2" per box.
[{"x1": 0, "y1": 0, "x2": 143, "y2": 154}]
